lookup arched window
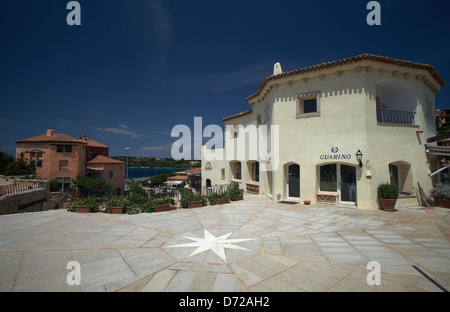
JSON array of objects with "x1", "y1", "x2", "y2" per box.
[
  {"x1": 389, "y1": 161, "x2": 413, "y2": 195},
  {"x1": 230, "y1": 161, "x2": 242, "y2": 181},
  {"x1": 247, "y1": 161, "x2": 259, "y2": 182}
]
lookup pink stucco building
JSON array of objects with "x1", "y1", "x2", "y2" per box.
[{"x1": 15, "y1": 128, "x2": 125, "y2": 194}]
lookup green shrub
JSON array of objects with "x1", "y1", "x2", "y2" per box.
[
  {"x1": 209, "y1": 191, "x2": 230, "y2": 205},
  {"x1": 180, "y1": 192, "x2": 206, "y2": 208},
  {"x1": 377, "y1": 183, "x2": 399, "y2": 199},
  {"x1": 140, "y1": 201, "x2": 155, "y2": 213},
  {"x1": 139, "y1": 197, "x2": 175, "y2": 213},
  {"x1": 67, "y1": 196, "x2": 100, "y2": 212},
  {"x1": 153, "y1": 197, "x2": 175, "y2": 206},
  {"x1": 126, "y1": 203, "x2": 141, "y2": 215},
  {"x1": 105, "y1": 197, "x2": 133, "y2": 208},
  {"x1": 49, "y1": 179, "x2": 60, "y2": 192},
  {"x1": 229, "y1": 184, "x2": 244, "y2": 198},
  {"x1": 73, "y1": 176, "x2": 115, "y2": 197},
  {"x1": 431, "y1": 184, "x2": 450, "y2": 199}
]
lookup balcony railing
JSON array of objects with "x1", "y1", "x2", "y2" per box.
[
  {"x1": 0, "y1": 181, "x2": 47, "y2": 198},
  {"x1": 377, "y1": 109, "x2": 416, "y2": 125}
]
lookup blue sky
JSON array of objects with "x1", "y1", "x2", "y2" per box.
[{"x1": 1, "y1": 0, "x2": 449, "y2": 158}]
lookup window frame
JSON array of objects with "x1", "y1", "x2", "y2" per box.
[
  {"x1": 56, "y1": 145, "x2": 73, "y2": 153},
  {"x1": 296, "y1": 91, "x2": 321, "y2": 119}
]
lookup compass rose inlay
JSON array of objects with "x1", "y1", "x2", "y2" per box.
[{"x1": 166, "y1": 229, "x2": 257, "y2": 263}]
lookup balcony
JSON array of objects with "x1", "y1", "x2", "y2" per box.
[
  {"x1": 0, "y1": 180, "x2": 48, "y2": 197},
  {"x1": 377, "y1": 109, "x2": 416, "y2": 125}
]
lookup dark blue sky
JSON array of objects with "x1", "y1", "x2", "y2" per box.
[{"x1": 1, "y1": 0, "x2": 449, "y2": 158}]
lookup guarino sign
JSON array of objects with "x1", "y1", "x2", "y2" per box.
[{"x1": 319, "y1": 147, "x2": 352, "y2": 161}]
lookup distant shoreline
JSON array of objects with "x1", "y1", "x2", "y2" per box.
[{"x1": 126, "y1": 167, "x2": 195, "y2": 179}]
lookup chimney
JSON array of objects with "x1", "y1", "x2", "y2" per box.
[
  {"x1": 273, "y1": 62, "x2": 282, "y2": 75},
  {"x1": 47, "y1": 128, "x2": 55, "y2": 137},
  {"x1": 83, "y1": 136, "x2": 88, "y2": 142}
]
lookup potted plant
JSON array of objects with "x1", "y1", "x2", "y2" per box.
[
  {"x1": 431, "y1": 184, "x2": 450, "y2": 208},
  {"x1": 153, "y1": 197, "x2": 175, "y2": 212},
  {"x1": 229, "y1": 184, "x2": 244, "y2": 201},
  {"x1": 68, "y1": 196, "x2": 100, "y2": 213},
  {"x1": 180, "y1": 192, "x2": 206, "y2": 208},
  {"x1": 105, "y1": 197, "x2": 132, "y2": 214},
  {"x1": 209, "y1": 192, "x2": 230, "y2": 205},
  {"x1": 377, "y1": 183, "x2": 399, "y2": 212},
  {"x1": 303, "y1": 200, "x2": 311, "y2": 205}
]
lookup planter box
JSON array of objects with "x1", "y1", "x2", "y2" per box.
[
  {"x1": 154, "y1": 204, "x2": 171, "y2": 212},
  {"x1": 215, "y1": 197, "x2": 229, "y2": 205},
  {"x1": 107, "y1": 206, "x2": 125, "y2": 214},
  {"x1": 380, "y1": 198, "x2": 397, "y2": 212},
  {"x1": 232, "y1": 195, "x2": 243, "y2": 201},
  {"x1": 75, "y1": 206, "x2": 94, "y2": 213},
  {"x1": 188, "y1": 201, "x2": 203, "y2": 208},
  {"x1": 433, "y1": 197, "x2": 450, "y2": 208}
]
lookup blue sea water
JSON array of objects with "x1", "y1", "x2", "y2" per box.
[{"x1": 127, "y1": 167, "x2": 186, "y2": 179}]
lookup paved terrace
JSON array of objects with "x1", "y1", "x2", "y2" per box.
[{"x1": 0, "y1": 195, "x2": 449, "y2": 292}]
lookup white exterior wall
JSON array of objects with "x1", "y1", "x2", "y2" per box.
[{"x1": 202, "y1": 58, "x2": 442, "y2": 210}]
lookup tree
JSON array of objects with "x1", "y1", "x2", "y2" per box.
[
  {"x1": 2, "y1": 153, "x2": 35, "y2": 176},
  {"x1": 72, "y1": 175, "x2": 115, "y2": 197},
  {"x1": 0, "y1": 151, "x2": 15, "y2": 174}
]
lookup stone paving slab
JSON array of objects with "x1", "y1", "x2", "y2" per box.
[{"x1": 0, "y1": 195, "x2": 449, "y2": 292}]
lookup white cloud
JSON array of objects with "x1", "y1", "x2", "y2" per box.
[
  {"x1": 96, "y1": 125, "x2": 141, "y2": 139},
  {"x1": 140, "y1": 144, "x2": 170, "y2": 151},
  {"x1": 149, "y1": 0, "x2": 174, "y2": 64}
]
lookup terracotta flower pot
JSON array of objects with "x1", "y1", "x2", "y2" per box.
[
  {"x1": 303, "y1": 200, "x2": 311, "y2": 205},
  {"x1": 216, "y1": 197, "x2": 229, "y2": 205},
  {"x1": 380, "y1": 198, "x2": 397, "y2": 212},
  {"x1": 107, "y1": 206, "x2": 125, "y2": 214},
  {"x1": 75, "y1": 206, "x2": 94, "y2": 213},
  {"x1": 154, "y1": 204, "x2": 171, "y2": 212},
  {"x1": 434, "y1": 197, "x2": 450, "y2": 208},
  {"x1": 233, "y1": 195, "x2": 243, "y2": 201},
  {"x1": 188, "y1": 201, "x2": 203, "y2": 208}
]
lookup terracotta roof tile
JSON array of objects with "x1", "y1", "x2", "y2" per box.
[
  {"x1": 222, "y1": 110, "x2": 253, "y2": 122},
  {"x1": 86, "y1": 140, "x2": 109, "y2": 148},
  {"x1": 16, "y1": 132, "x2": 83, "y2": 144},
  {"x1": 86, "y1": 155, "x2": 124, "y2": 164},
  {"x1": 166, "y1": 175, "x2": 188, "y2": 180},
  {"x1": 176, "y1": 168, "x2": 201, "y2": 174},
  {"x1": 246, "y1": 53, "x2": 446, "y2": 101}
]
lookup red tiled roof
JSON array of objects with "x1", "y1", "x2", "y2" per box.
[
  {"x1": 86, "y1": 140, "x2": 109, "y2": 148},
  {"x1": 222, "y1": 110, "x2": 253, "y2": 122},
  {"x1": 246, "y1": 53, "x2": 446, "y2": 101},
  {"x1": 16, "y1": 132, "x2": 83, "y2": 144},
  {"x1": 176, "y1": 168, "x2": 201, "y2": 174},
  {"x1": 86, "y1": 155, "x2": 124, "y2": 164},
  {"x1": 166, "y1": 175, "x2": 188, "y2": 180}
]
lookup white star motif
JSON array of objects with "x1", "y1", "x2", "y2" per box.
[{"x1": 167, "y1": 229, "x2": 256, "y2": 263}]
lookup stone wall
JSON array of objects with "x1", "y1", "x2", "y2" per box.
[{"x1": 0, "y1": 180, "x2": 50, "y2": 215}]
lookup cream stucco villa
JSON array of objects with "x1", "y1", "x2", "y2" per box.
[{"x1": 201, "y1": 54, "x2": 446, "y2": 210}]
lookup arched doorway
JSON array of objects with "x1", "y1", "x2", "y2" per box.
[{"x1": 286, "y1": 163, "x2": 300, "y2": 199}]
